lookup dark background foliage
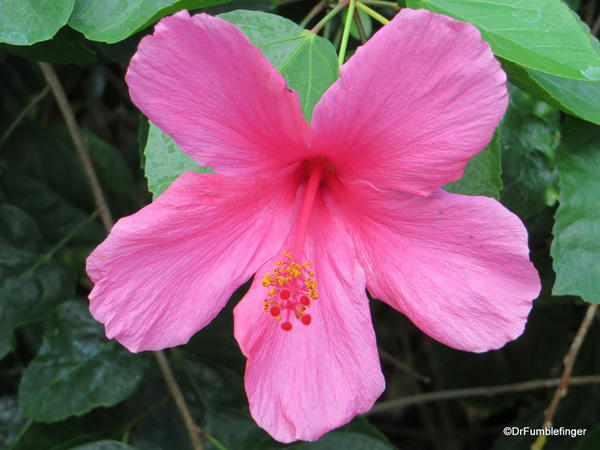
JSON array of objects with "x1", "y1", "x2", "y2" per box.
[{"x1": 1, "y1": 1, "x2": 600, "y2": 449}]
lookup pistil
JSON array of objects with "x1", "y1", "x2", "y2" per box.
[
  {"x1": 291, "y1": 161, "x2": 325, "y2": 261},
  {"x1": 261, "y1": 162, "x2": 325, "y2": 331}
]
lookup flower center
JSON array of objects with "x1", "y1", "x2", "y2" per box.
[
  {"x1": 261, "y1": 160, "x2": 325, "y2": 331},
  {"x1": 262, "y1": 251, "x2": 318, "y2": 331}
]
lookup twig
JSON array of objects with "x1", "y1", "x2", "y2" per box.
[
  {"x1": 338, "y1": 0, "x2": 356, "y2": 65},
  {"x1": 586, "y1": 0, "x2": 597, "y2": 26},
  {"x1": 38, "y1": 62, "x2": 204, "y2": 450},
  {"x1": 363, "y1": 0, "x2": 400, "y2": 9},
  {"x1": 542, "y1": 304, "x2": 598, "y2": 428},
  {"x1": 368, "y1": 375, "x2": 600, "y2": 415},
  {"x1": 0, "y1": 86, "x2": 49, "y2": 149},
  {"x1": 353, "y1": 7, "x2": 368, "y2": 43},
  {"x1": 310, "y1": 1, "x2": 349, "y2": 34},
  {"x1": 155, "y1": 351, "x2": 203, "y2": 450},
  {"x1": 396, "y1": 328, "x2": 444, "y2": 450},
  {"x1": 531, "y1": 304, "x2": 598, "y2": 450},
  {"x1": 300, "y1": 0, "x2": 328, "y2": 28},
  {"x1": 379, "y1": 348, "x2": 431, "y2": 384},
  {"x1": 592, "y1": 12, "x2": 600, "y2": 35},
  {"x1": 38, "y1": 63, "x2": 113, "y2": 231},
  {"x1": 356, "y1": 1, "x2": 390, "y2": 25}
]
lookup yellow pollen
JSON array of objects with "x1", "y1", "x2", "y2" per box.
[{"x1": 261, "y1": 250, "x2": 319, "y2": 329}]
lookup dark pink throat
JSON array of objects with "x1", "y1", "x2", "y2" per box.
[{"x1": 261, "y1": 159, "x2": 327, "y2": 332}]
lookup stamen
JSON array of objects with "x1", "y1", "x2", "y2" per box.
[
  {"x1": 261, "y1": 161, "x2": 325, "y2": 330},
  {"x1": 262, "y1": 251, "x2": 318, "y2": 331}
]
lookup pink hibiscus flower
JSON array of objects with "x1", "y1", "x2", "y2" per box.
[{"x1": 87, "y1": 9, "x2": 541, "y2": 443}]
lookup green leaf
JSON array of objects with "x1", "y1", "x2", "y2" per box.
[
  {"x1": 0, "y1": 205, "x2": 74, "y2": 359},
  {"x1": 85, "y1": 131, "x2": 140, "y2": 217},
  {"x1": 145, "y1": 122, "x2": 212, "y2": 199},
  {"x1": 502, "y1": 59, "x2": 600, "y2": 125},
  {"x1": 564, "y1": 0, "x2": 581, "y2": 10},
  {"x1": 0, "y1": 0, "x2": 75, "y2": 46},
  {"x1": 18, "y1": 301, "x2": 149, "y2": 422},
  {"x1": 220, "y1": 10, "x2": 339, "y2": 121},
  {"x1": 1, "y1": 125, "x2": 136, "y2": 243},
  {"x1": 342, "y1": 8, "x2": 373, "y2": 40},
  {"x1": 144, "y1": 11, "x2": 339, "y2": 196},
  {"x1": 289, "y1": 431, "x2": 394, "y2": 450},
  {"x1": 406, "y1": 0, "x2": 600, "y2": 81},
  {"x1": 0, "y1": 395, "x2": 25, "y2": 448},
  {"x1": 551, "y1": 119, "x2": 600, "y2": 303},
  {"x1": 500, "y1": 86, "x2": 560, "y2": 220},
  {"x1": 11, "y1": 409, "x2": 131, "y2": 450},
  {"x1": 443, "y1": 131, "x2": 502, "y2": 199},
  {"x1": 0, "y1": 27, "x2": 96, "y2": 64},
  {"x1": 68, "y1": 0, "x2": 233, "y2": 43},
  {"x1": 69, "y1": 441, "x2": 137, "y2": 450}
]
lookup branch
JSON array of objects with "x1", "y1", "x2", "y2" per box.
[
  {"x1": 592, "y1": 11, "x2": 600, "y2": 35},
  {"x1": 38, "y1": 63, "x2": 113, "y2": 231},
  {"x1": 368, "y1": 375, "x2": 600, "y2": 415},
  {"x1": 586, "y1": 0, "x2": 597, "y2": 26},
  {"x1": 353, "y1": 7, "x2": 368, "y2": 44},
  {"x1": 379, "y1": 348, "x2": 431, "y2": 384},
  {"x1": 310, "y1": 1, "x2": 349, "y2": 35},
  {"x1": 300, "y1": 0, "x2": 328, "y2": 28},
  {"x1": 39, "y1": 62, "x2": 204, "y2": 450},
  {"x1": 542, "y1": 304, "x2": 598, "y2": 428},
  {"x1": 155, "y1": 351, "x2": 203, "y2": 449},
  {"x1": 362, "y1": 0, "x2": 400, "y2": 9}
]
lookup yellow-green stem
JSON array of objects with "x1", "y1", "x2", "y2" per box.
[
  {"x1": 363, "y1": 0, "x2": 400, "y2": 9},
  {"x1": 310, "y1": 1, "x2": 348, "y2": 34},
  {"x1": 338, "y1": 0, "x2": 356, "y2": 65},
  {"x1": 357, "y1": 1, "x2": 390, "y2": 24}
]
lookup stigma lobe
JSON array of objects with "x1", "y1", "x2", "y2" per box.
[{"x1": 262, "y1": 251, "x2": 318, "y2": 331}]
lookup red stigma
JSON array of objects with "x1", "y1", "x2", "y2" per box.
[{"x1": 261, "y1": 251, "x2": 318, "y2": 332}]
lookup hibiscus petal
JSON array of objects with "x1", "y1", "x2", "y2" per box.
[
  {"x1": 126, "y1": 11, "x2": 309, "y2": 177},
  {"x1": 233, "y1": 195, "x2": 384, "y2": 442},
  {"x1": 330, "y1": 180, "x2": 540, "y2": 352},
  {"x1": 311, "y1": 9, "x2": 507, "y2": 195},
  {"x1": 87, "y1": 169, "x2": 300, "y2": 352}
]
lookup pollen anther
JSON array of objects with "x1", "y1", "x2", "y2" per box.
[{"x1": 262, "y1": 251, "x2": 318, "y2": 331}]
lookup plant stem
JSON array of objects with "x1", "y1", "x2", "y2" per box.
[
  {"x1": 357, "y1": 1, "x2": 390, "y2": 24},
  {"x1": 379, "y1": 348, "x2": 431, "y2": 384},
  {"x1": 332, "y1": 23, "x2": 343, "y2": 49},
  {"x1": 311, "y1": 1, "x2": 348, "y2": 34},
  {"x1": 338, "y1": 0, "x2": 356, "y2": 65},
  {"x1": 592, "y1": 12, "x2": 600, "y2": 35},
  {"x1": 323, "y1": 18, "x2": 333, "y2": 40},
  {"x1": 541, "y1": 304, "x2": 598, "y2": 424},
  {"x1": 368, "y1": 375, "x2": 600, "y2": 414},
  {"x1": 353, "y1": 7, "x2": 368, "y2": 43},
  {"x1": 155, "y1": 351, "x2": 203, "y2": 450},
  {"x1": 586, "y1": 0, "x2": 597, "y2": 25},
  {"x1": 38, "y1": 62, "x2": 204, "y2": 450},
  {"x1": 38, "y1": 63, "x2": 114, "y2": 231},
  {"x1": 363, "y1": 0, "x2": 400, "y2": 9},
  {"x1": 300, "y1": 0, "x2": 327, "y2": 27}
]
